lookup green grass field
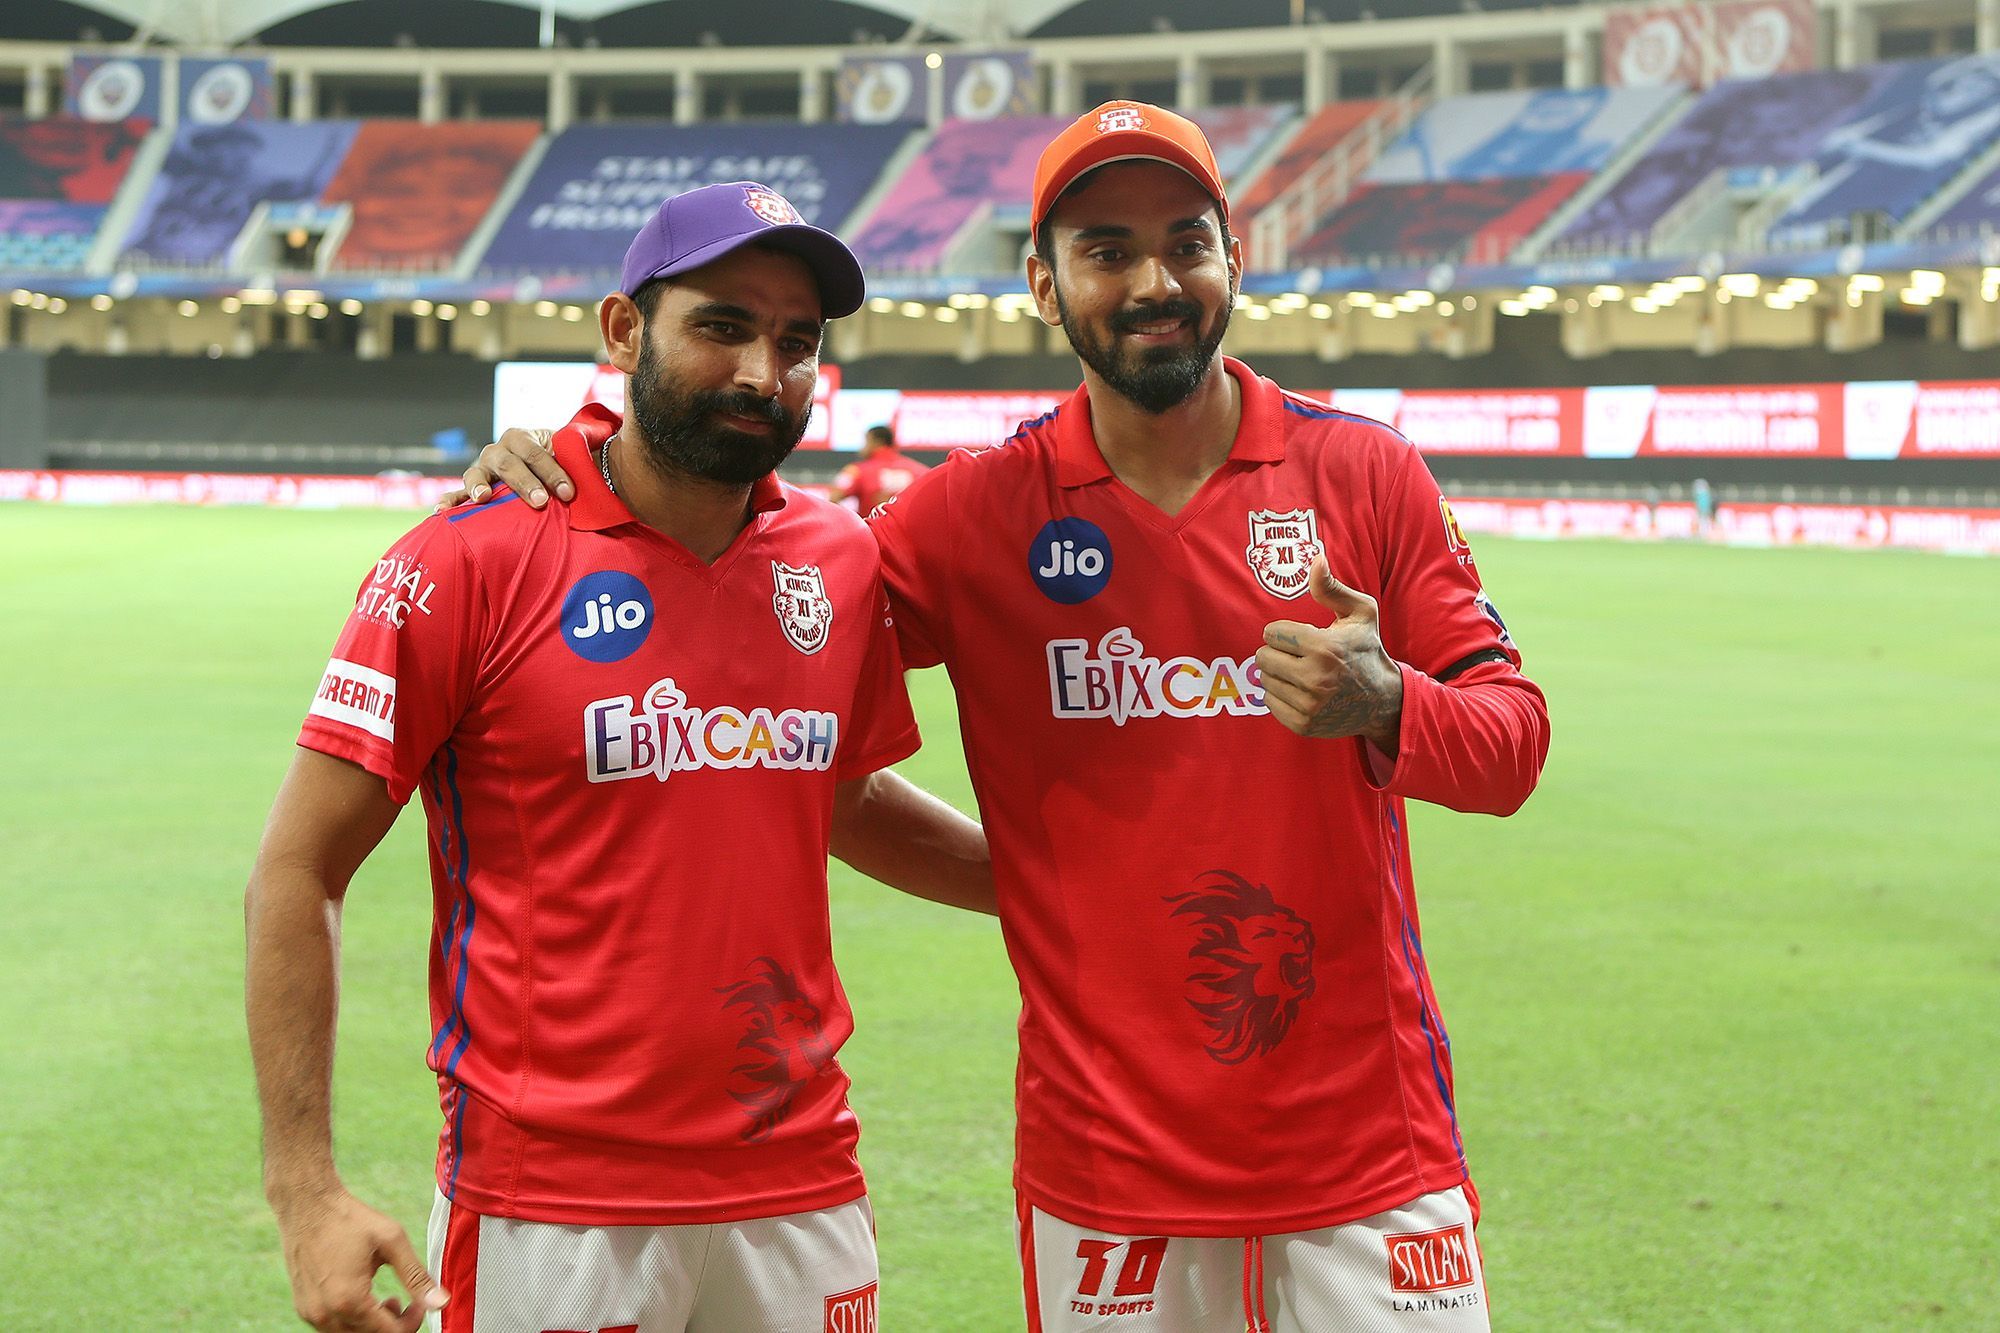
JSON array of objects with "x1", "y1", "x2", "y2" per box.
[{"x1": 2, "y1": 505, "x2": 1996, "y2": 1330}]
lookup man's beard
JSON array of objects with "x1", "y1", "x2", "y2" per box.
[
  {"x1": 1055, "y1": 288, "x2": 1230, "y2": 415},
  {"x1": 627, "y1": 337, "x2": 809, "y2": 485}
]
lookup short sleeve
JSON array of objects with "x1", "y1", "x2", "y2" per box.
[
  {"x1": 297, "y1": 516, "x2": 486, "y2": 804},
  {"x1": 1374, "y1": 444, "x2": 1521, "y2": 679},
  {"x1": 835, "y1": 572, "x2": 921, "y2": 781},
  {"x1": 830, "y1": 463, "x2": 862, "y2": 510},
  {"x1": 865, "y1": 459, "x2": 956, "y2": 670}
]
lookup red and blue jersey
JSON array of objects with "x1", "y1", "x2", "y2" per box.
[
  {"x1": 298, "y1": 405, "x2": 919, "y2": 1227},
  {"x1": 869, "y1": 359, "x2": 1549, "y2": 1236}
]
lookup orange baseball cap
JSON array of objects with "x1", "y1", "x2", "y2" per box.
[{"x1": 1031, "y1": 101, "x2": 1228, "y2": 235}]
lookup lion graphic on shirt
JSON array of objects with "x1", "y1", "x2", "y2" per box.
[
  {"x1": 1165, "y1": 870, "x2": 1317, "y2": 1064},
  {"x1": 717, "y1": 957, "x2": 834, "y2": 1142}
]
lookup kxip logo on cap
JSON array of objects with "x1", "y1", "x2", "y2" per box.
[
  {"x1": 745, "y1": 186, "x2": 803, "y2": 226},
  {"x1": 1095, "y1": 105, "x2": 1149, "y2": 134}
]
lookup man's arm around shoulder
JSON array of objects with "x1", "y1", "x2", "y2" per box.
[
  {"x1": 245, "y1": 747, "x2": 446, "y2": 1332},
  {"x1": 832, "y1": 770, "x2": 996, "y2": 915}
]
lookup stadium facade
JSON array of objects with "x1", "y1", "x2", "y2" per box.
[{"x1": 2, "y1": 0, "x2": 1997, "y2": 554}]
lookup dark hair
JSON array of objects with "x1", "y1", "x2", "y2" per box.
[
  {"x1": 630, "y1": 276, "x2": 671, "y2": 321},
  {"x1": 1032, "y1": 164, "x2": 1230, "y2": 273},
  {"x1": 865, "y1": 424, "x2": 894, "y2": 447}
]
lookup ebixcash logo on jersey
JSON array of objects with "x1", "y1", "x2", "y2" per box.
[
  {"x1": 1046, "y1": 627, "x2": 1266, "y2": 724},
  {"x1": 584, "y1": 676, "x2": 839, "y2": 783}
]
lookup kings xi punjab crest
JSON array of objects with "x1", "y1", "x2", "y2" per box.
[
  {"x1": 1245, "y1": 508, "x2": 1323, "y2": 600},
  {"x1": 772, "y1": 562, "x2": 834, "y2": 655}
]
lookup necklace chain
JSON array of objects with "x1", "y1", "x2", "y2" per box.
[{"x1": 598, "y1": 439, "x2": 617, "y2": 496}]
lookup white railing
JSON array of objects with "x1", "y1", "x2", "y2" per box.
[{"x1": 1248, "y1": 63, "x2": 1434, "y2": 271}]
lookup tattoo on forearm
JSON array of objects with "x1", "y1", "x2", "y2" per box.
[{"x1": 1304, "y1": 691, "x2": 1394, "y2": 741}]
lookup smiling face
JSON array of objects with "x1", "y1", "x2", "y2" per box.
[
  {"x1": 1029, "y1": 161, "x2": 1241, "y2": 415},
  {"x1": 604, "y1": 243, "x2": 825, "y2": 486}
]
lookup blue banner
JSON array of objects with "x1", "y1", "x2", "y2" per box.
[
  {"x1": 180, "y1": 57, "x2": 276, "y2": 125},
  {"x1": 838, "y1": 56, "x2": 929, "y2": 125},
  {"x1": 942, "y1": 53, "x2": 1036, "y2": 120},
  {"x1": 67, "y1": 56, "x2": 164, "y2": 124},
  {"x1": 477, "y1": 122, "x2": 911, "y2": 274},
  {"x1": 119, "y1": 120, "x2": 359, "y2": 267},
  {"x1": 1771, "y1": 55, "x2": 2000, "y2": 243}
]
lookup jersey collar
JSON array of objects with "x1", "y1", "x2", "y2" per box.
[
  {"x1": 557, "y1": 402, "x2": 787, "y2": 532},
  {"x1": 1054, "y1": 357, "x2": 1284, "y2": 488}
]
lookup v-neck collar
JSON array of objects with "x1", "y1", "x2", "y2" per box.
[
  {"x1": 1052, "y1": 358, "x2": 1285, "y2": 531},
  {"x1": 555, "y1": 403, "x2": 788, "y2": 584}
]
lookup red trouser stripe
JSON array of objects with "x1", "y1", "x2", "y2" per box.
[
  {"x1": 437, "y1": 1199, "x2": 480, "y2": 1333},
  {"x1": 1018, "y1": 1197, "x2": 1045, "y2": 1333},
  {"x1": 1241, "y1": 1235, "x2": 1272, "y2": 1333}
]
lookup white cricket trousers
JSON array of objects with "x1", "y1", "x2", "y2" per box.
[
  {"x1": 424, "y1": 1189, "x2": 878, "y2": 1333},
  {"x1": 1019, "y1": 1185, "x2": 1488, "y2": 1332}
]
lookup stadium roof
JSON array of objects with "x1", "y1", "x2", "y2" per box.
[
  {"x1": 57, "y1": 0, "x2": 1101, "y2": 46},
  {"x1": 27, "y1": 0, "x2": 1577, "y2": 47}
]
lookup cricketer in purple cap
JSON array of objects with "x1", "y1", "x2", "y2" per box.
[{"x1": 245, "y1": 180, "x2": 993, "y2": 1333}]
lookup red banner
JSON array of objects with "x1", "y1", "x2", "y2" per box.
[
  {"x1": 325, "y1": 120, "x2": 541, "y2": 271},
  {"x1": 1325, "y1": 388, "x2": 1583, "y2": 455},
  {"x1": 1843, "y1": 380, "x2": 2000, "y2": 458},
  {"x1": 1581, "y1": 382, "x2": 1840, "y2": 457},
  {"x1": 889, "y1": 391, "x2": 1067, "y2": 450},
  {"x1": 1605, "y1": 0, "x2": 1816, "y2": 89},
  {"x1": 1448, "y1": 495, "x2": 2000, "y2": 556},
  {"x1": 1714, "y1": 0, "x2": 1817, "y2": 82},
  {"x1": 1321, "y1": 381, "x2": 2000, "y2": 460},
  {"x1": 1604, "y1": 5, "x2": 1708, "y2": 88},
  {"x1": 0, "y1": 116, "x2": 149, "y2": 204}
]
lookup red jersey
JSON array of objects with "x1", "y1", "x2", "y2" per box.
[
  {"x1": 870, "y1": 359, "x2": 1549, "y2": 1236},
  {"x1": 297, "y1": 405, "x2": 919, "y2": 1227},
  {"x1": 832, "y1": 448, "x2": 931, "y2": 514}
]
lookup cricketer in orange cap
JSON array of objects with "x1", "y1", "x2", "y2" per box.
[
  {"x1": 1031, "y1": 100, "x2": 1230, "y2": 235},
  {"x1": 1028, "y1": 100, "x2": 1242, "y2": 418}
]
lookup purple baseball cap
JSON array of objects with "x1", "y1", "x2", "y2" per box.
[{"x1": 618, "y1": 180, "x2": 866, "y2": 319}]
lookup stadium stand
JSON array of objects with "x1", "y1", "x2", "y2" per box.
[
  {"x1": 322, "y1": 120, "x2": 542, "y2": 272},
  {"x1": 119, "y1": 120, "x2": 361, "y2": 268},
  {"x1": 1187, "y1": 104, "x2": 1297, "y2": 192},
  {"x1": 1365, "y1": 85, "x2": 1683, "y2": 183},
  {"x1": 0, "y1": 115, "x2": 147, "y2": 271},
  {"x1": 848, "y1": 115, "x2": 1067, "y2": 274},
  {"x1": 473, "y1": 120, "x2": 911, "y2": 281},
  {"x1": 1766, "y1": 53, "x2": 2000, "y2": 248},
  {"x1": 0, "y1": 0, "x2": 1996, "y2": 536},
  {"x1": 1238, "y1": 101, "x2": 1387, "y2": 217},
  {"x1": 1292, "y1": 173, "x2": 1589, "y2": 267},
  {"x1": 850, "y1": 106, "x2": 1294, "y2": 274},
  {"x1": 1286, "y1": 85, "x2": 1681, "y2": 265},
  {"x1": 1924, "y1": 152, "x2": 2000, "y2": 236},
  {"x1": 1544, "y1": 62, "x2": 1965, "y2": 257}
]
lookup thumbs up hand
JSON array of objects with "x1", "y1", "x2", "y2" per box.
[{"x1": 1255, "y1": 555, "x2": 1404, "y2": 751}]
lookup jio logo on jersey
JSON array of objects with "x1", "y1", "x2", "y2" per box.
[
  {"x1": 560, "y1": 570, "x2": 654, "y2": 663},
  {"x1": 1029, "y1": 517, "x2": 1113, "y2": 604}
]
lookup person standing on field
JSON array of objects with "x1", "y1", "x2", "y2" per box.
[
  {"x1": 246, "y1": 181, "x2": 992, "y2": 1333},
  {"x1": 458, "y1": 104, "x2": 1550, "y2": 1332},
  {"x1": 831, "y1": 423, "x2": 931, "y2": 515}
]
